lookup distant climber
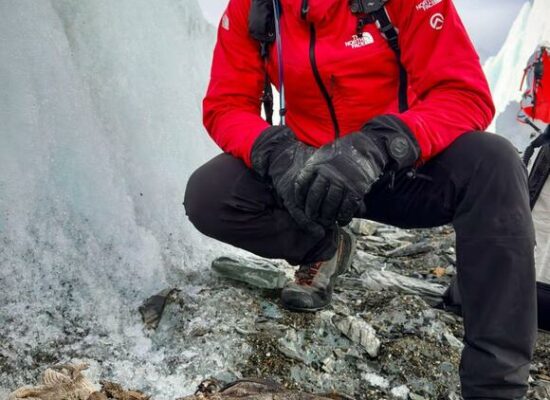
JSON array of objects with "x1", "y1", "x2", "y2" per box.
[
  {"x1": 184, "y1": 1, "x2": 537, "y2": 399},
  {"x1": 519, "y1": 44, "x2": 550, "y2": 127}
]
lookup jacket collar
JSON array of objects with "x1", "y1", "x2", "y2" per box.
[{"x1": 280, "y1": 0, "x2": 342, "y2": 25}]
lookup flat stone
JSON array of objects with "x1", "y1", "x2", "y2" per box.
[
  {"x1": 354, "y1": 250, "x2": 388, "y2": 270},
  {"x1": 362, "y1": 372, "x2": 389, "y2": 389},
  {"x1": 439, "y1": 362, "x2": 455, "y2": 374},
  {"x1": 277, "y1": 329, "x2": 311, "y2": 364},
  {"x1": 260, "y1": 301, "x2": 283, "y2": 320},
  {"x1": 443, "y1": 331, "x2": 464, "y2": 350},
  {"x1": 385, "y1": 242, "x2": 435, "y2": 258},
  {"x1": 212, "y1": 256, "x2": 290, "y2": 289},
  {"x1": 350, "y1": 219, "x2": 380, "y2": 236},
  {"x1": 341, "y1": 269, "x2": 446, "y2": 298},
  {"x1": 533, "y1": 382, "x2": 550, "y2": 400},
  {"x1": 391, "y1": 385, "x2": 410, "y2": 399},
  {"x1": 333, "y1": 315, "x2": 381, "y2": 358}
]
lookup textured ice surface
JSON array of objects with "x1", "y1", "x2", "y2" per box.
[
  {"x1": 494, "y1": 101, "x2": 535, "y2": 151},
  {"x1": 484, "y1": 0, "x2": 550, "y2": 132},
  {"x1": 0, "y1": 1, "x2": 245, "y2": 398}
]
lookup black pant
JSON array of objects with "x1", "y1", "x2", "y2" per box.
[{"x1": 184, "y1": 132, "x2": 537, "y2": 399}]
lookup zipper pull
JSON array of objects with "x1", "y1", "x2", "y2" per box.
[
  {"x1": 406, "y1": 168, "x2": 434, "y2": 182},
  {"x1": 388, "y1": 171, "x2": 396, "y2": 190},
  {"x1": 301, "y1": 0, "x2": 309, "y2": 19}
]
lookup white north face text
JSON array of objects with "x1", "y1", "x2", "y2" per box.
[
  {"x1": 345, "y1": 33, "x2": 374, "y2": 49},
  {"x1": 416, "y1": 0, "x2": 443, "y2": 11}
]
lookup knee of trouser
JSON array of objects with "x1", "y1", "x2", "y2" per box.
[
  {"x1": 458, "y1": 132, "x2": 527, "y2": 187},
  {"x1": 453, "y1": 132, "x2": 534, "y2": 237},
  {"x1": 184, "y1": 154, "x2": 265, "y2": 238},
  {"x1": 184, "y1": 164, "x2": 216, "y2": 234}
]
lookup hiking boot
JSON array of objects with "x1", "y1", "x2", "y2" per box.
[{"x1": 280, "y1": 227, "x2": 357, "y2": 312}]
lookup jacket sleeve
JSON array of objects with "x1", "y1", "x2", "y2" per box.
[
  {"x1": 386, "y1": 0, "x2": 496, "y2": 162},
  {"x1": 202, "y1": 0, "x2": 270, "y2": 167}
]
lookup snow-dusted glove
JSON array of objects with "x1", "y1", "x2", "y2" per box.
[
  {"x1": 251, "y1": 126, "x2": 325, "y2": 239},
  {"x1": 295, "y1": 115, "x2": 420, "y2": 227}
]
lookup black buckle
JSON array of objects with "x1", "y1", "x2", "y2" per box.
[{"x1": 349, "y1": 0, "x2": 386, "y2": 14}]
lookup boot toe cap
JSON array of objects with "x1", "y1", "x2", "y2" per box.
[{"x1": 280, "y1": 285, "x2": 328, "y2": 312}]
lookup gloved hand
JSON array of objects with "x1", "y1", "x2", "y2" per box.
[
  {"x1": 251, "y1": 125, "x2": 325, "y2": 239},
  {"x1": 295, "y1": 115, "x2": 421, "y2": 227}
]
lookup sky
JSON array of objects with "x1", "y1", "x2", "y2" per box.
[{"x1": 198, "y1": 0, "x2": 527, "y2": 61}]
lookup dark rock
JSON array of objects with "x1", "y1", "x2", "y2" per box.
[{"x1": 138, "y1": 288, "x2": 180, "y2": 330}]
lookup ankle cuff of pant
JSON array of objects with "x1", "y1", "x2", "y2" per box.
[{"x1": 298, "y1": 227, "x2": 338, "y2": 264}]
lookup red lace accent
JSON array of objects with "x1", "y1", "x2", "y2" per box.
[{"x1": 295, "y1": 261, "x2": 323, "y2": 285}]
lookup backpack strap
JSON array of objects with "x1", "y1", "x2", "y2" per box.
[
  {"x1": 351, "y1": 0, "x2": 409, "y2": 113},
  {"x1": 261, "y1": 69, "x2": 274, "y2": 125},
  {"x1": 249, "y1": 0, "x2": 409, "y2": 123},
  {"x1": 248, "y1": 0, "x2": 277, "y2": 124},
  {"x1": 372, "y1": 7, "x2": 408, "y2": 113},
  {"x1": 523, "y1": 120, "x2": 549, "y2": 166}
]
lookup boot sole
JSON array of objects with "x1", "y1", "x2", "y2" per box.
[{"x1": 281, "y1": 298, "x2": 332, "y2": 313}]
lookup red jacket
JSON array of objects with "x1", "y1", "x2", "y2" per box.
[{"x1": 203, "y1": 0, "x2": 495, "y2": 167}]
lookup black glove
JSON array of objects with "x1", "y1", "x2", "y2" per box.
[
  {"x1": 295, "y1": 115, "x2": 420, "y2": 227},
  {"x1": 251, "y1": 125, "x2": 325, "y2": 238}
]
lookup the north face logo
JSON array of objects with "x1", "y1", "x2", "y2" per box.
[
  {"x1": 345, "y1": 33, "x2": 374, "y2": 49},
  {"x1": 416, "y1": 0, "x2": 443, "y2": 11}
]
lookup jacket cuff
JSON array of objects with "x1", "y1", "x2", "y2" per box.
[
  {"x1": 361, "y1": 115, "x2": 421, "y2": 170},
  {"x1": 250, "y1": 125, "x2": 297, "y2": 177}
]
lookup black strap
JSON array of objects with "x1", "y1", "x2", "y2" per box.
[
  {"x1": 526, "y1": 125, "x2": 550, "y2": 208},
  {"x1": 249, "y1": 0, "x2": 276, "y2": 125},
  {"x1": 529, "y1": 146, "x2": 550, "y2": 208},
  {"x1": 524, "y1": 125, "x2": 550, "y2": 166},
  {"x1": 370, "y1": 7, "x2": 408, "y2": 113},
  {"x1": 261, "y1": 69, "x2": 274, "y2": 125},
  {"x1": 251, "y1": 0, "x2": 408, "y2": 123}
]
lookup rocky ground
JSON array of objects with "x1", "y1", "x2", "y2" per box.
[{"x1": 8, "y1": 222, "x2": 550, "y2": 400}]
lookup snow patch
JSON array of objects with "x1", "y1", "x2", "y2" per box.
[{"x1": 484, "y1": 0, "x2": 550, "y2": 135}]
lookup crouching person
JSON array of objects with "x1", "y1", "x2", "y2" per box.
[{"x1": 184, "y1": 0, "x2": 537, "y2": 398}]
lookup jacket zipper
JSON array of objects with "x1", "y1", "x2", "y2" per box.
[
  {"x1": 301, "y1": 0, "x2": 309, "y2": 19},
  {"x1": 308, "y1": 24, "x2": 340, "y2": 138}
]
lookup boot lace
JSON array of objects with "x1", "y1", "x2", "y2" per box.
[{"x1": 295, "y1": 262, "x2": 323, "y2": 285}]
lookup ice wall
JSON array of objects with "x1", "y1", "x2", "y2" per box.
[
  {"x1": 484, "y1": 0, "x2": 550, "y2": 140},
  {"x1": 0, "y1": 0, "x2": 231, "y2": 397}
]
